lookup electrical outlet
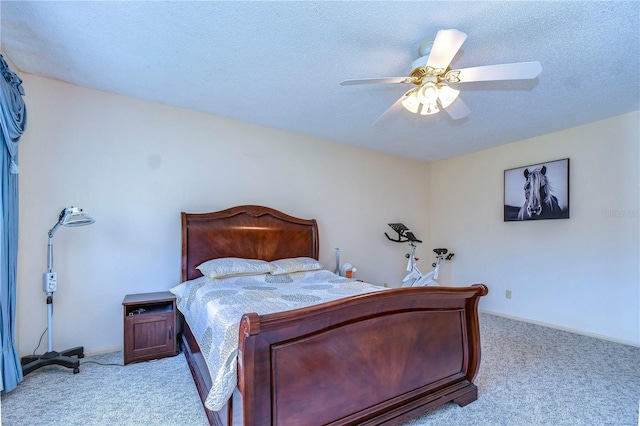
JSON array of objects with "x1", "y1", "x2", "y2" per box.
[{"x1": 505, "y1": 290, "x2": 512, "y2": 299}]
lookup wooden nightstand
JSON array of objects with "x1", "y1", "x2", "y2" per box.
[{"x1": 122, "y1": 291, "x2": 178, "y2": 365}]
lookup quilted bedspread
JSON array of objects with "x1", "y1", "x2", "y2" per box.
[{"x1": 170, "y1": 270, "x2": 385, "y2": 411}]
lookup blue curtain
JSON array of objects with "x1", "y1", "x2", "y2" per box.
[{"x1": 0, "y1": 54, "x2": 27, "y2": 393}]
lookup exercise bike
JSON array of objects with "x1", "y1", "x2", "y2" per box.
[{"x1": 385, "y1": 223, "x2": 454, "y2": 287}]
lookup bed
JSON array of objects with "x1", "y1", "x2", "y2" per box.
[{"x1": 175, "y1": 205, "x2": 488, "y2": 426}]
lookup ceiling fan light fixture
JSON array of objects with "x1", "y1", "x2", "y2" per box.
[
  {"x1": 401, "y1": 89, "x2": 421, "y2": 113},
  {"x1": 401, "y1": 81, "x2": 458, "y2": 116},
  {"x1": 417, "y1": 82, "x2": 440, "y2": 115},
  {"x1": 437, "y1": 84, "x2": 460, "y2": 108},
  {"x1": 417, "y1": 82, "x2": 439, "y2": 104},
  {"x1": 402, "y1": 83, "x2": 451, "y2": 116}
]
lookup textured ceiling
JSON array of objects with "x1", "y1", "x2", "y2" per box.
[{"x1": 1, "y1": 1, "x2": 639, "y2": 162}]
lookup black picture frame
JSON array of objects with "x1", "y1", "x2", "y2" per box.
[{"x1": 504, "y1": 158, "x2": 570, "y2": 221}]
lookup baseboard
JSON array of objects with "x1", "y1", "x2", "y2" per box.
[
  {"x1": 480, "y1": 309, "x2": 639, "y2": 348},
  {"x1": 83, "y1": 346, "x2": 123, "y2": 357}
]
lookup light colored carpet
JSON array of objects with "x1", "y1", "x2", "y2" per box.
[
  {"x1": 402, "y1": 314, "x2": 640, "y2": 426},
  {"x1": 1, "y1": 350, "x2": 208, "y2": 426},
  {"x1": 2, "y1": 313, "x2": 639, "y2": 425}
]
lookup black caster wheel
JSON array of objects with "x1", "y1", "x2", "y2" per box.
[
  {"x1": 73, "y1": 368, "x2": 80, "y2": 374},
  {"x1": 78, "y1": 354, "x2": 85, "y2": 359}
]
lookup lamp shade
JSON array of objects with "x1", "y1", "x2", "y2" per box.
[{"x1": 59, "y1": 207, "x2": 95, "y2": 227}]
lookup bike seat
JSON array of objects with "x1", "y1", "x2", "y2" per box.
[{"x1": 433, "y1": 248, "x2": 448, "y2": 255}]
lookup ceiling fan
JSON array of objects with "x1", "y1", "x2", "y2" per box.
[{"x1": 340, "y1": 29, "x2": 542, "y2": 123}]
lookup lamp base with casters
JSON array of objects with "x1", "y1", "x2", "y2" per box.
[{"x1": 21, "y1": 346, "x2": 84, "y2": 375}]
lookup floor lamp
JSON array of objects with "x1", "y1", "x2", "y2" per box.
[{"x1": 21, "y1": 206, "x2": 95, "y2": 376}]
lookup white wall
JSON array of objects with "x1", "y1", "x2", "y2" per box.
[
  {"x1": 428, "y1": 112, "x2": 640, "y2": 345},
  {"x1": 14, "y1": 72, "x2": 639, "y2": 356},
  {"x1": 16, "y1": 74, "x2": 431, "y2": 356}
]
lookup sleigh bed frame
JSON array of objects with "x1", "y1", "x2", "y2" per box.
[{"x1": 179, "y1": 205, "x2": 488, "y2": 426}]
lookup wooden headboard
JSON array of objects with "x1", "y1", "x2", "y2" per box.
[{"x1": 181, "y1": 205, "x2": 319, "y2": 281}]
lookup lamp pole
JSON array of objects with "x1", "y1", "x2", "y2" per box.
[{"x1": 44, "y1": 228, "x2": 57, "y2": 354}]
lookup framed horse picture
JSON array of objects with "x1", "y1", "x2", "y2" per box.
[{"x1": 504, "y1": 158, "x2": 570, "y2": 221}]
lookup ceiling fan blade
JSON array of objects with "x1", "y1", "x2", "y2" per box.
[
  {"x1": 340, "y1": 77, "x2": 416, "y2": 85},
  {"x1": 372, "y1": 91, "x2": 410, "y2": 126},
  {"x1": 425, "y1": 29, "x2": 467, "y2": 70},
  {"x1": 443, "y1": 97, "x2": 470, "y2": 120},
  {"x1": 452, "y1": 61, "x2": 542, "y2": 83}
]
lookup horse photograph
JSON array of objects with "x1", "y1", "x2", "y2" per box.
[{"x1": 504, "y1": 158, "x2": 570, "y2": 221}]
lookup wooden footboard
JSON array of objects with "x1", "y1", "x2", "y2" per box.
[{"x1": 237, "y1": 284, "x2": 488, "y2": 426}]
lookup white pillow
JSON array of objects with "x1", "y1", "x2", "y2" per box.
[
  {"x1": 197, "y1": 257, "x2": 275, "y2": 279},
  {"x1": 270, "y1": 257, "x2": 323, "y2": 275}
]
